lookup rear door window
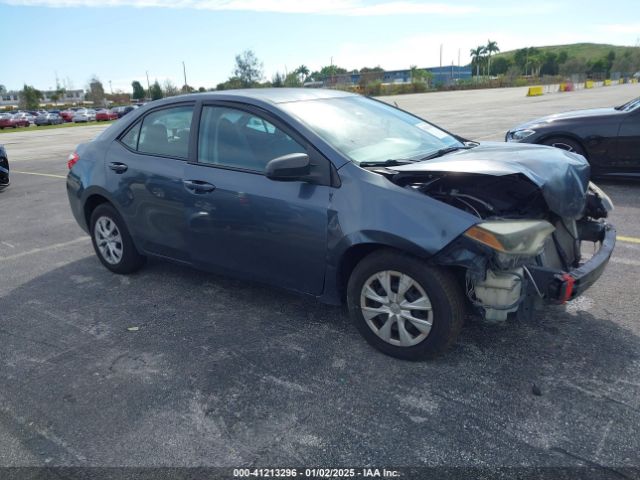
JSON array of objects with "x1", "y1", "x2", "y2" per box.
[{"x1": 122, "y1": 105, "x2": 193, "y2": 159}]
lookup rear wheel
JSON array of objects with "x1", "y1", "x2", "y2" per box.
[
  {"x1": 541, "y1": 137, "x2": 586, "y2": 157},
  {"x1": 90, "y1": 204, "x2": 145, "y2": 274},
  {"x1": 347, "y1": 249, "x2": 465, "y2": 360}
]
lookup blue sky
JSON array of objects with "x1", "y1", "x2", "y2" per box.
[{"x1": 1, "y1": 0, "x2": 639, "y2": 92}]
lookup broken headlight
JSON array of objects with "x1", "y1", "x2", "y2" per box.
[{"x1": 464, "y1": 220, "x2": 555, "y2": 256}]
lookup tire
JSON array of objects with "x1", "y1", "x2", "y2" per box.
[
  {"x1": 89, "y1": 203, "x2": 145, "y2": 274},
  {"x1": 541, "y1": 137, "x2": 587, "y2": 158},
  {"x1": 347, "y1": 249, "x2": 465, "y2": 360}
]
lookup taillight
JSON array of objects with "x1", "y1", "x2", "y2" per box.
[{"x1": 67, "y1": 152, "x2": 79, "y2": 169}]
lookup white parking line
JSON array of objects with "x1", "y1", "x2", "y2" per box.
[
  {"x1": 0, "y1": 237, "x2": 90, "y2": 262},
  {"x1": 12, "y1": 170, "x2": 67, "y2": 179}
]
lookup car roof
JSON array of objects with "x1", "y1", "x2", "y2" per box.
[{"x1": 152, "y1": 88, "x2": 356, "y2": 106}]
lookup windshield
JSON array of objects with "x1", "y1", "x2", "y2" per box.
[
  {"x1": 280, "y1": 96, "x2": 462, "y2": 165},
  {"x1": 616, "y1": 97, "x2": 640, "y2": 112}
]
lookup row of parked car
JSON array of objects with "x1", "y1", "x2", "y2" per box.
[{"x1": 0, "y1": 105, "x2": 142, "y2": 129}]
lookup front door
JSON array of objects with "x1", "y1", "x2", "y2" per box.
[
  {"x1": 183, "y1": 104, "x2": 331, "y2": 295},
  {"x1": 615, "y1": 110, "x2": 640, "y2": 174}
]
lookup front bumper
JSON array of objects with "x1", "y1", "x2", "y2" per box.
[{"x1": 527, "y1": 222, "x2": 615, "y2": 303}]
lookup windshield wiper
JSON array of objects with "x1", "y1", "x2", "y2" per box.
[
  {"x1": 358, "y1": 159, "x2": 416, "y2": 167},
  {"x1": 419, "y1": 145, "x2": 473, "y2": 161}
]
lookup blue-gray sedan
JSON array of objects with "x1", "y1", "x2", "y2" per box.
[{"x1": 66, "y1": 89, "x2": 615, "y2": 359}]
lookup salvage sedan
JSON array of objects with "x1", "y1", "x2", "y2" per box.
[
  {"x1": 506, "y1": 96, "x2": 640, "y2": 178},
  {"x1": 66, "y1": 89, "x2": 615, "y2": 359}
]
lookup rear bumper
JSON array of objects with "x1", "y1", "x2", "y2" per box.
[{"x1": 527, "y1": 222, "x2": 615, "y2": 303}]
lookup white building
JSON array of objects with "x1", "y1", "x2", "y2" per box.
[{"x1": 0, "y1": 89, "x2": 86, "y2": 108}]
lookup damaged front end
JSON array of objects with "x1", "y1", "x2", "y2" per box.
[{"x1": 381, "y1": 143, "x2": 616, "y2": 321}]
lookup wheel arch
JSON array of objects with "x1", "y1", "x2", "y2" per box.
[
  {"x1": 334, "y1": 236, "x2": 431, "y2": 302},
  {"x1": 535, "y1": 132, "x2": 589, "y2": 159}
]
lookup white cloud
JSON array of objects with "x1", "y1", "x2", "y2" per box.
[{"x1": 2, "y1": 0, "x2": 479, "y2": 14}]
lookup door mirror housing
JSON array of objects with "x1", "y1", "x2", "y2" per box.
[{"x1": 265, "y1": 153, "x2": 311, "y2": 181}]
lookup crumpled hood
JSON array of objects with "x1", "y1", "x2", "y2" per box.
[
  {"x1": 512, "y1": 107, "x2": 621, "y2": 129},
  {"x1": 389, "y1": 142, "x2": 590, "y2": 219}
]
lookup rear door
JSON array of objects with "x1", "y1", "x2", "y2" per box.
[
  {"x1": 105, "y1": 103, "x2": 194, "y2": 261},
  {"x1": 183, "y1": 103, "x2": 332, "y2": 295}
]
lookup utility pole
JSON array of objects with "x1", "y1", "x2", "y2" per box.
[
  {"x1": 182, "y1": 61, "x2": 187, "y2": 89},
  {"x1": 109, "y1": 80, "x2": 113, "y2": 95},
  {"x1": 145, "y1": 71, "x2": 150, "y2": 100}
]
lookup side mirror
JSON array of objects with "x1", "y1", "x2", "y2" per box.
[{"x1": 265, "y1": 153, "x2": 310, "y2": 181}]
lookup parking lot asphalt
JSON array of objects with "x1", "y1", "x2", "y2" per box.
[{"x1": 0, "y1": 85, "x2": 639, "y2": 471}]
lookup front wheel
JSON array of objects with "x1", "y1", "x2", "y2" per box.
[
  {"x1": 541, "y1": 137, "x2": 586, "y2": 158},
  {"x1": 90, "y1": 204, "x2": 145, "y2": 274},
  {"x1": 347, "y1": 250, "x2": 465, "y2": 360}
]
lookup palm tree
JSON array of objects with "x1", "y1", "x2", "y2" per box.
[
  {"x1": 470, "y1": 46, "x2": 486, "y2": 77},
  {"x1": 485, "y1": 40, "x2": 500, "y2": 76},
  {"x1": 295, "y1": 65, "x2": 310, "y2": 84}
]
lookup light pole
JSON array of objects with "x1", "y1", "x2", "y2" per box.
[
  {"x1": 145, "y1": 71, "x2": 151, "y2": 101},
  {"x1": 182, "y1": 61, "x2": 187, "y2": 90}
]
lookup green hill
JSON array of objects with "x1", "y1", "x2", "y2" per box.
[{"x1": 494, "y1": 43, "x2": 637, "y2": 63}]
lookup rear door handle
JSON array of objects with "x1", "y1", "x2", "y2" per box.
[
  {"x1": 183, "y1": 179, "x2": 215, "y2": 193},
  {"x1": 108, "y1": 162, "x2": 128, "y2": 174}
]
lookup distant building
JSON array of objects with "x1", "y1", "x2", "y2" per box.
[
  {"x1": 306, "y1": 66, "x2": 472, "y2": 88},
  {"x1": 0, "y1": 89, "x2": 86, "y2": 108}
]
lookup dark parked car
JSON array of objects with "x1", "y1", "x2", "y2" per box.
[
  {"x1": 0, "y1": 145, "x2": 9, "y2": 190},
  {"x1": 35, "y1": 113, "x2": 64, "y2": 126},
  {"x1": 113, "y1": 105, "x2": 138, "y2": 118},
  {"x1": 66, "y1": 89, "x2": 615, "y2": 359},
  {"x1": 506, "y1": 96, "x2": 640, "y2": 178}
]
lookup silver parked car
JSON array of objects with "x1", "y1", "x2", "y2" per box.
[
  {"x1": 72, "y1": 109, "x2": 97, "y2": 123},
  {"x1": 35, "y1": 113, "x2": 64, "y2": 126}
]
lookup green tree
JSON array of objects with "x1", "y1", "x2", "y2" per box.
[
  {"x1": 149, "y1": 80, "x2": 163, "y2": 100},
  {"x1": 181, "y1": 84, "x2": 195, "y2": 93},
  {"x1": 49, "y1": 84, "x2": 66, "y2": 105},
  {"x1": 0, "y1": 85, "x2": 6, "y2": 95},
  {"x1": 558, "y1": 50, "x2": 569, "y2": 65},
  {"x1": 272, "y1": 72, "x2": 284, "y2": 87},
  {"x1": 540, "y1": 52, "x2": 559, "y2": 76},
  {"x1": 233, "y1": 49, "x2": 264, "y2": 87},
  {"x1": 409, "y1": 65, "x2": 432, "y2": 92},
  {"x1": 491, "y1": 57, "x2": 511, "y2": 75},
  {"x1": 198, "y1": 86, "x2": 207, "y2": 92},
  {"x1": 485, "y1": 39, "x2": 500, "y2": 75},
  {"x1": 132, "y1": 81, "x2": 145, "y2": 100},
  {"x1": 18, "y1": 85, "x2": 43, "y2": 110},
  {"x1": 86, "y1": 76, "x2": 105, "y2": 106},
  {"x1": 163, "y1": 79, "x2": 179, "y2": 97},
  {"x1": 294, "y1": 65, "x2": 310, "y2": 83},
  {"x1": 470, "y1": 46, "x2": 486, "y2": 77},
  {"x1": 284, "y1": 72, "x2": 302, "y2": 87},
  {"x1": 559, "y1": 57, "x2": 588, "y2": 76},
  {"x1": 310, "y1": 65, "x2": 348, "y2": 81}
]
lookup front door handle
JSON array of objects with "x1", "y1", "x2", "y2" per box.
[
  {"x1": 183, "y1": 179, "x2": 216, "y2": 193},
  {"x1": 109, "y1": 162, "x2": 128, "y2": 174}
]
